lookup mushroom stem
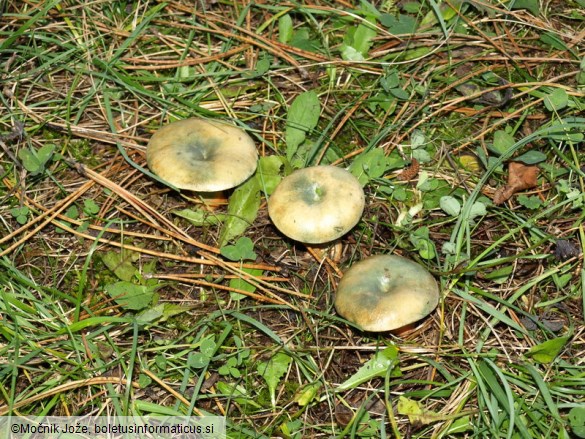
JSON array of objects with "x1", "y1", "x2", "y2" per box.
[
  {"x1": 308, "y1": 241, "x2": 343, "y2": 264},
  {"x1": 306, "y1": 241, "x2": 344, "y2": 277},
  {"x1": 199, "y1": 191, "x2": 228, "y2": 209}
]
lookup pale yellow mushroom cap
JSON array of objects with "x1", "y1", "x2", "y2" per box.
[
  {"x1": 146, "y1": 118, "x2": 258, "y2": 192},
  {"x1": 267, "y1": 165, "x2": 365, "y2": 244},
  {"x1": 335, "y1": 255, "x2": 439, "y2": 332}
]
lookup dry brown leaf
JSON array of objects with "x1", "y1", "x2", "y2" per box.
[{"x1": 493, "y1": 162, "x2": 539, "y2": 205}]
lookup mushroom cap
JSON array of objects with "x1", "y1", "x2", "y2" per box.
[
  {"x1": 267, "y1": 165, "x2": 365, "y2": 244},
  {"x1": 146, "y1": 117, "x2": 258, "y2": 192},
  {"x1": 335, "y1": 255, "x2": 439, "y2": 332}
]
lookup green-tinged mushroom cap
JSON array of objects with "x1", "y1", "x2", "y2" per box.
[
  {"x1": 146, "y1": 117, "x2": 258, "y2": 192},
  {"x1": 335, "y1": 255, "x2": 439, "y2": 332},
  {"x1": 267, "y1": 165, "x2": 365, "y2": 244}
]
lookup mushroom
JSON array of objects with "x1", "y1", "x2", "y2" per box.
[
  {"x1": 146, "y1": 117, "x2": 258, "y2": 204},
  {"x1": 334, "y1": 255, "x2": 439, "y2": 332},
  {"x1": 267, "y1": 165, "x2": 365, "y2": 244}
]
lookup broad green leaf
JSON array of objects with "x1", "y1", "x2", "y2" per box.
[
  {"x1": 136, "y1": 303, "x2": 194, "y2": 325},
  {"x1": 336, "y1": 346, "x2": 399, "y2": 392},
  {"x1": 379, "y1": 13, "x2": 416, "y2": 34},
  {"x1": 247, "y1": 56, "x2": 271, "y2": 77},
  {"x1": 137, "y1": 374, "x2": 152, "y2": 388},
  {"x1": 517, "y1": 195, "x2": 542, "y2": 209},
  {"x1": 105, "y1": 281, "x2": 155, "y2": 310},
  {"x1": 83, "y1": 199, "x2": 100, "y2": 215},
  {"x1": 293, "y1": 382, "x2": 322, "y2": 406},
  {"x1": 390, "y1": 87, "x2": 410, "y2": 100},
  {"x1": 280, "y1": 419, "x2": 303, "y2": 437},
  {"x1": 351, "y1": 22, "x2": 377, "y2": 56},
  {"x1": 416, "y1": 171, "x2": 428, "y2": 192},
  {"x1": 392, "y1": 187, "x2": 407, "y2": 202},
  {"x1": 540, "y1": 32, "x2": 567, "y2": 50},
  {"x1": 256, "y1": 155, "x2": 285, "y2": 195},
  {"x1": 421, "y1": 0, "x2": 461, "y2": 27},
  {"x1": 348, "y1": 148, "x2": 388, "y2": 186},
  {"x1": 18, "y1": 144, "x2": 55, "y2": 175},
  {"x1": 380, "y1": 70, "x2": 400, "y2": 91},
  {"x1": 18, "y1": 148, "x2": 42, "y2": 174},
  {"x1": 174, "y1": 208, "x2": 226, "y2": 227},
  {"x1": 37, "y1": 144, "x2": 56, "y2": 164},
  {"x1": 286, "y1": 91, "x2": 321, "y2": 161},
  {"x1": 289, "y1": 27, "x2": 322, "y2": 53},
  {"x1": 101, "y1": 249, "x2": 139, "y2": 281},
  {"x1": 490, "y1": 130, "x2": 515, "y2": 155},
  {"x1": 358, "y1": 0, "x2": 380, "y2": 19},
  {"x1": 510, "y1": 0, "x2": 540, "y2": 15},
  {"x1": 412, "y1": 148, "x2": 431, "y2": 163},
  {"x1": 526, "y1": 335, "x2": 570, "y2": 364},
  {"x1": 553, "y1": 272, "x2": 572, "y2": 290},
  {"x1": 442, "y1": 241, "x2": 456, "y2": 255},
  {"x1": 468, "y1": 201, "x2": 487, "y2": 221},
  {"x1": 218, "y1": 363, "x2": 238, "y2": 377},
  {"x1": 368, "y1": 91, "x2": 396, "y2": 113},
  {"x1": 514, "y1": 150, "x2": 547, "y2": 164},
  {"x1": 402, "y1": 2, "x2": 422, "y2": 13},
  {"x1": 10, "y1": 206, "x2": 29, "y2": 225},
  {"x1": 230, "y1": 367, "x2": 241, "y2": 378},
  {"x1": 446, "y1": 416, "x2": 473, "y2": 434},
  {"x1": 556, "y1": 178, "x2": 582, "y2": 208},
  {"x1": 544, "y1": 88, "x2": 569, "y2": 111},
  {"x1": 188, "y1": 352, "x2": 210, "y2": 369},
  {"x1": 278, "y1": 14, "x2": 293, "y2": 44},
  {"x1": 397, "y1": 396, "x2": 424, "y2": 420},
  {"x1": 54, "y1": 204, "x2": 79, "y2": 233},
  {"x1": 187, "y1": 336, "x2": 216, "y2": 368},
  {"x1": 65, "y1": 204, "x2": 79, "y2": 219},
  {"x1": 229, "y1": 268, "x2": 262, "y2": 300},
  {"x1": 569, "y1": 406, "x2": 585, "y2": 438},
  {"x1": 216, "y1": 381, "x2": 262, "y2": 408},
  {"x1": 257, "y1": 352, "x2": 292, "y2": 407},
  {"x1": 410, "y1": 226, "x2": 436, "y2": 260},
  {"x1": 397, "y1": 396, "x2": 447, "y2": 425},
  {"x1": 410, "y1": 130, "x2": 426, "y2": 149},
  {"x1": 219, "y1": 177, "x2": 261, "y2": 246},
  {"x1": 221, "y1": 236, "x2": 257, "y2": 261},
  {"x1": 440, "y1": 196, "x2": 461, "y2": 216},
  {"x1": 341, "y1": 45, "x2": 365, "y2": 61},
  {"x1": 200, "y1": 336, "x2": 217, "y2": 357}
]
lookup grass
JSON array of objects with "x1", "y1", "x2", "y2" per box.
[{"x1": 1, "y1": 0, "x2": 585, "y2": 437}]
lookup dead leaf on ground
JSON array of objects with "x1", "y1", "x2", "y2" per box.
[{"x1": 493, "y1": 162, "x2": 539, "y2": 205}]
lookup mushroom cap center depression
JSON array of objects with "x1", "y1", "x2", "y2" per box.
[
  {"x1": 182, "y1": 139, "x2": 219, "y2": 162},
  {"x1": 294, "y1": 178, "x2": 326, "y2": 204},
  {"x1": 172, "y1": 138, "x2": 220, "y2": 182}
]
